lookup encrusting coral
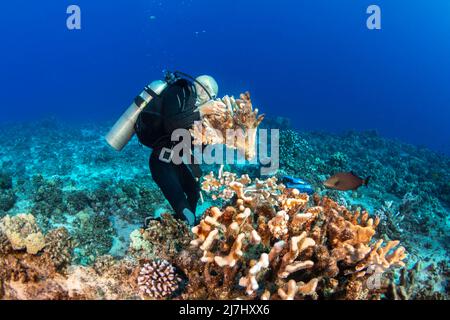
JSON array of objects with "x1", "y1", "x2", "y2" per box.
[{"x1": 189, "y1": 171, "x2": 407, "y2": 300}]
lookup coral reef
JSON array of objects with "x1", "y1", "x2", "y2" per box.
[
  {"x1": 276, "y1": 129, "x2": 449, "y2": 233},
  {"x1": 31, "y1": 175, "x2": 66, "y2": 226},
  {"x1": 0, "y1": 172, "x2": 13, "y2": 190},
  {"x1": 0, "y1": 120, "x2": 448, "y2": 300},
  {"x1": 0, "y1": 254, "x2": 140, "y2": 300},
  {"x1": 0, "y1": 171, "x2": 17, "y2": 213},
  {"x1": 0, "y1": 219, "x2": 180, "y2": 300},
  {"x1": 72, "y1": 210, "x2": 114, "y2": 265},
  {"x1": 272, "y1": 128, "x2": 449, "y2": 288},
  {"x1": 385, "y1": 261, "x2": 449, "y2": 300},
  {"x1": 0, "y1": 231, "x2": 12, "y2": 256},
  {"x1": 187, "y1": 172, "x2": 407, "y2": 299},
  {"x1": 0, "y1": 190, "x2": 16, "y2": 212},
  {"x1": 44, "y1": 227, "x2": 74, "y2": 269},
  {"x1": 0, "y1": 189, "x2": 445, "y2": 300},
  {"x1": 0, "y1": 222, "x2": 139, "y2": 300}
]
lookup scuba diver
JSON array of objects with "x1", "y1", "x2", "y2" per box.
[{"x1": 106, "y1": 71, "x2": 226, "y2": 226}]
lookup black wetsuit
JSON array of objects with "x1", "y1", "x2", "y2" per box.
[{"x1": 148, "y1": 79, "x2": 201, "y2": 223}]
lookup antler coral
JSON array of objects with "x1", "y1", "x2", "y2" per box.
[
  {"x1": 191, "y1": 171, "x2": 408, "y2": 300},
  {"x1": 190, "y1": 92, "x2": 265, "y2": 160},
  {"x1": 232, "y1": 92, "x2": 265, "y2": 129}
]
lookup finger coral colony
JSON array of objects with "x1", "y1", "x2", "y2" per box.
[
  {"x1": 190, "y1": 92, "x2": 264, "y2": 160},
  {"x1": 0, "y1": 117, "x2": 448, "y2": 300}
]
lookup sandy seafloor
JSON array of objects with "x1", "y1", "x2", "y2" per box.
[{"x1": 0, "y1": 118, "x2": 448, "y2": 297}]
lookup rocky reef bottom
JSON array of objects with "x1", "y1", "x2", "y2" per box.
[{"x1": 0, "y1": 119, "x2": 448, "y2": 300}]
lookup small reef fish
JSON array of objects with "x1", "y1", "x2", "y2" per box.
[
  {"x1": 281, "y1": 176, "x2": 315, "y2": 194},
  {"x1": 323, "y1": 172, "x2": 370, "y2": 191}
]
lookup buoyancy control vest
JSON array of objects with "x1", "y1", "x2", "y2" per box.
[{"x1": 135, "y1": 78, "x2": 197, "y2": 149}]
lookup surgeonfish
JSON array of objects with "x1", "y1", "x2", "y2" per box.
[{"x1": 323, "y1": 172, "x2": 370, "y2": 191}]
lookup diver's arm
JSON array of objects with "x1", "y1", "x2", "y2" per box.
[
  {"x1": 161, "y1": 81, "x2": 201, "y2": 131},
  {"x1": 166, "y1": 110, "x2": 201, "y2": 131},
  {"x1": 168, "y1": 99, "x2": 226, "y2": 126},
  {"x1": 165, "y1": 99, "x2": 226, "y2": 131},
  {"x1": 163, "y1": 79, "x2": 226, "y2": 132}
]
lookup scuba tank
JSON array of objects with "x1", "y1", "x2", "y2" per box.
[
  {"x1": 105, "y1": 80, "x2": 168, "y2": 151},
  {"x1": 105, "y1": 71, "x2": 214, "y2": 151}
]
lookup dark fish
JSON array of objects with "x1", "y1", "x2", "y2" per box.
[{"x1": 323, "y1": 172, "x2": 371, "y2": 191}]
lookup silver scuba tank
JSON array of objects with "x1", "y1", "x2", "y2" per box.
[{"x1": 105, "y1": 80, "x2": 168, "y2": 151}]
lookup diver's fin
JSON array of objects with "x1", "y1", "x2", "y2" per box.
[
  {"x1": 182, "y1": 208, "x2": 196, "y2": 227},
  {"x1": 363, "y1": 176, "x2": 371, "y2": 186}
]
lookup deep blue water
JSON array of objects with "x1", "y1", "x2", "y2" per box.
[{"x1": 1, "y1": 0, "x2": 449, "y2": 154}]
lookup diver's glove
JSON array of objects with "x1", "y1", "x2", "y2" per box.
[{"x1": 196, "y1": 100, "x2": 226, "y2": 118}]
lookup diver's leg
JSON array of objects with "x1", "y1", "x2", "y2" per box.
[
  {"x1": 177, "y1": 163, "x2": 200, "y2": 215},
  {"x1": 149, "y1": 152, "x2": 195, "y2": 225}
]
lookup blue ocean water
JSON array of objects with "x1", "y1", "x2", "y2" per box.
[
  {"x1": 1, "y1": 0, "x2": 449, "y2": 154},
  {"x1": 0, "y1": 1, "x2": 449, "y2": 301}
]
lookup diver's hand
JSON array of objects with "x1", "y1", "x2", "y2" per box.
[{"x1": 197, "y1": 100, "x2": 226, "y2": 118}]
